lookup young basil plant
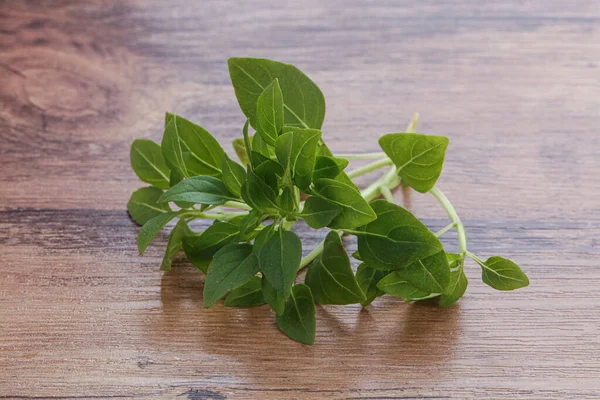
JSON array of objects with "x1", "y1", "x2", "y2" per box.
[{"x1": 127, "y1": 58, "x2": 530, "y2": 345}]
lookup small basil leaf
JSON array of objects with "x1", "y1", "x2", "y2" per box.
[
  {"x1": 403, "y1": 251, "x2": 450, "y2": 293},
  {"x1": 182, "y1": 220, "x2": 241, "y2": 273},
  {"x1": 300, "y1": 196, "x2": 341, "y2": 229},
  {"x1": 275, "y1": 127, "x2": 321, "y2": 189},
  {"x1": 221, "y1": 155, "x2": 247, "y2": 197},
  {"x1": 376, "y1": 271, "x2": 439, "y2": 301},
  {"x1": 305, "y1": 231, "x2": 366, "y2": 305},
  {"x1": 256, "y1": 78, "x2": 284, "y2": 145},
  {"x1": 232, "y1": 138, "x2": 250, "y2": 165},
  {"x1": 355, "y1": 200, "x2": 442, "y2": 270},
  {"x1": 439, "y1": 267, "x2": 468, "y2": 307},
  {"x1": 241, "y1": 170, "x2": 280, "y2": 214},
  {"x1": 137, "y1": 211, "x2": 182, "y2": 254},
  {"x1": 228, "y1": 58, "x2": 325, "y2": 130},
  {"x1": 159, "y1": 176, "x2": 238, "y2": 205},
  {"x1": 224, "y1": 276, "x2": 266, "y2": 307},
  {"x1": 238, "y1": 209, "x2": 264, "y2": 241},
  {"x1": 379, "y1": 133, "x2": 449, "y2": 193},
  {"x1": 258, "y1": 229, "x2": 302, "y2": 300},
  {"x1": 127, "y1": 186, "x2": 171, "y2": 225},
  {"x1": 262, "y1": 275, "x2": 286, "y2": 315},
  {"x1": 475, "y1": 256, "x2": 529, "y2": 291},
  {"x1": 312, "y1": 178, "x2": 376, "y2": 229},
  {"x1": 252, "y1": 133, "x2": 276, "y2": 159},
  {"x1": 352, "y1": 250, "x2": 362, "y2": 261},
  {"x1": 276, "y1": 284, "x2": 316, "y2": 345},
  {"x1": 356, "y1": 263, "x2": 386, "y2": 307},
  {"x1": 160, "y1": 219, "x2": 192, "y2": 272},
  {"x1": 278, "y1": 186, "x2": 298, "y2": 213},
  {"x1": 130, "y1": 139, "x2": 171, "y2": 189},
  {"x1": 203, "y1": 243, "x2": 260, "y2": 308},
  {"x1": 312, "y1": 156, "x2": 349, "y2": 181}
]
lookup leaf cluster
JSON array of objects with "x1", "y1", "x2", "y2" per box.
[{"x1": 128, "y1": 58, "x2": 529, "y2": 344}]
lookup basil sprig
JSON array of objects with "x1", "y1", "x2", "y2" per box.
[{"x1": 128, "y1": 58, "x2": 529, "y2": 344}]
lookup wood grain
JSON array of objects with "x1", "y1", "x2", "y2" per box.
[{"x1": 1, "y1": 1, "x2": 599, "y2": 398}]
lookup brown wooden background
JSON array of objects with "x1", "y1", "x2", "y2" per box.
[{"x1": 1, "y1": 1, "x2": 599, "y2": 399}]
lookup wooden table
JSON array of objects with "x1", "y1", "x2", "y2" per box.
[{"x1": 1, "y1": 2, "x2": 599, "y2": 399}]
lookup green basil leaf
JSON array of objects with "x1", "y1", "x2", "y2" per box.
[
  {"x1": 166, "y1": 114, "x2": 226, "y2": 178},
  {"x1": 376, "y1": 272, "x2": 438, "y2": 301},
  {"x1": 300, "y1": 196, "x2": 341, "y2": 229},
  {"x1": 160, "y1": 219, "x2": 192, "y2": 271},
  {"x1": 165, "y1": 111, "x2": 174, "y2": 126},
  {"x1": 258, "y1": 229, "x2": 302, "y2": 300},
  {"x1": 252, "y1": 222, "x2": 276, "y2": 254},
  {"x1": 275, "y1": 127, "x2": 321, "y2": 189},
  {"x1": 183, "y1": 220, "x2": 241, "y2": 273},
  {"x1": 276, "y1": 284, "x2": 316, "y2": 345},
  {"x1": 278, "y1": 186, "x2": 298, "y2": 214},
  {"x1": 262, "y1": 275, "x2": 286, "y2": 315},
  {"x1": 439, "y1": 267, "x2": 468, "y2": 307},
  {"x1": 127, "y1": 186, "x2": 171, "y2": 225},
  {"x1": 241, "y1": 170, "x2": 280, "y2": 214},
  {"x1": 312, "y1": 156, "x2": 349, "y2": 181},
  {"x1": 159, "y1": 176, "x2": 238, "y2": 205},
  {"x1": 352, "y1": 250, "x2": 362, "y2": 261},
  {"x1": 356, "y1": 263, "x2": 386, "y2": 307},
  {"x1": 305, "y1": 231, "x2": 365, "y2": 305},
  {"x1": 312, "y1": 178, "x2": 376, "y2": 229},
  {"x1": 162, "y1": 117, "x2": 189, "y2": 178},
  {"x1": 475, "y1": 256, "x2": 529, "y2": 291},
  {"x1": 251, "y1": 152, "x2": 284, "y2": 181},
  {"x1": 355, "y1": 200, "x2": 442, "y2": 270},
  {"x1": 137, "y1": 211, "x2": 182, "y2": 254},
  {"x1": 232, "y1": 138, "x2": 250, "y2": 165},
  {"x1": 256, "y1": 78, "x2": 284, "y2": 145},
  {"x1": 203, "y1": 243, "x2": 260, "y2": 308},
  {"x1": 238, "y1": 209, "x2": 264, "y2": 241},
  {"x1": 402, "y1": 251, "x2": 450, "y2": 293},
  {"x1": 379, "y1": 133, "x2": 449, "y2": 193},
  {"x1": 224, "y1": 276, "x2": 266, "y2": 307},
  {"x1": 130, "y1": 139, "x2": 171, "y2": 189},
  {"x1": 252, "y1": 133, "x2": 276, "y2": 159},
  {"x1": 228, "y1": 58, "x2": 325, "y2": 130},
  {"x1": 221, "y1": 155, "x2": 247, "y2": 197}
]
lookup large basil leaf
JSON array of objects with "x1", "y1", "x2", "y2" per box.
[
  {"x1": 258, "y1": 229, "x2": 302, "y2": 300},
  {"x1": 127, "y1": 186, "x2": 171, "y2": 225},
  {"x1": 262, "y1": 275, "x2": 286, "y2": 315},
  {"x1": 276, "y1": 284, "x2": 316, "y2": 345},
  {"x1": 162, "y1": 114, "x2": 226, "y2": 178},
  {"x1": 312, "y1": 156, "x2": 349, "y2": 181},
  {"x1": 130, "y1": 139, "x2": 171, "y2": 189},
  {"x1": 355, "y1": 200, "x2": 442, "y2": 270},
  {"x1": 241, "y1": 169, "x2": 280, "y2": 214},
  {"x1": 305, "y1": 231, "x2": 365, "y2": 305},
  {"x1": 376, "y1": 272, "x2": 439, "y2": 301},
  {"x1": 203, "y1": 243, "x2": 260, "y2": 308},
  {"x1": 312, "y1": 178, "x2": 376, "y2": 229},
  {"x1": 275, "y1": 127, "x2": 321, "y2": 189},
  {"x1": 228, "y1": 58, "x2": 326, "y2": 130},
  {"x1": 379, "y1": 133, "x2": 449, "y2": 193},
  {"x1": 439, "y1": 267, "x2": 468, "y2": 307},
  {"x1": 300, "y1": 196, "x2": 341, "y2": 229},
  {"x1": 402, "y1": 251, "x2": 450, "y2": 294},
  {"x1": 159, "y1": 176, "x2": 238, "y2": 205},
  {"x1": 256, "y1": 78, "x2": 284, "y2": 145}
]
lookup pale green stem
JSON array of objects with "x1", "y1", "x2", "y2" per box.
[
  {"x1": 334, "y1": 152, "x2": 387, "y2": 160},
  {"x1": 298, "y1": 241, "x2": 324, "y2": 270},
  {"x1": 222, "y1": 201, "x2": 251, "y2": 210},
  {"x1": 434, "y1": 222, "x2": 455, "y2": 237},
  {"x1": 429, "y1": 187, "x2": 468, "y2": 256},
  {"x1": 346, "y1": 158, "x2": 393, "y2": 178},
  {"x1": 380, "y1": 185, "x2": 395, "y2": 203}
]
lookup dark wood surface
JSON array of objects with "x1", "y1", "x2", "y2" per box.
[{"x1": 1, "y1": 1, "x2": 599, "y2": 399}]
